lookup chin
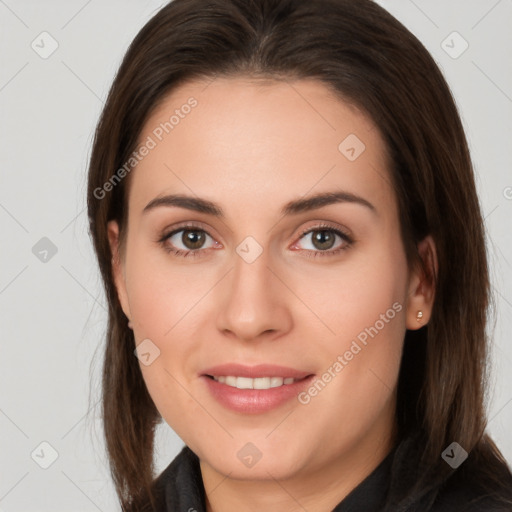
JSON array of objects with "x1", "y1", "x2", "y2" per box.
[{"x1": 197, "y1": 442, "x2": 307, "y2": 480}]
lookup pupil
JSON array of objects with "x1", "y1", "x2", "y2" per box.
[
  {"x1": 313, "y1": 230, "x2": 335, "y2": 250},
  {"x1": 182, "y1": 230, "x2": 205, "y2": 249}
]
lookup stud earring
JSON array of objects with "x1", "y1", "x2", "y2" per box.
[{"x1": 416, "y1": 310, "x2": 423, "y2": 322}]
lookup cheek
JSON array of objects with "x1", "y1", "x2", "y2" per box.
[
  {"x1": 124, "y1": 244, "x2": 210, "y2": 336},
  {"x1": 296, "y1": 243, "x2": 408, "y2": 351},
  {"x1": 123, "y1": 247, "x2": 213, "y2": 431},
  {"x1": 291, "y1": 245, "x2": 407, "y2": 422},
  {"x1": 138, "y1": 358, "x2": 205, "y2": 449}
]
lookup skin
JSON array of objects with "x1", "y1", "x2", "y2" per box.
[{"x1": 108, "y1": 77, "x2": 437, "y2": 512}]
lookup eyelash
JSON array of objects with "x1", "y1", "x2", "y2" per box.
[
  {"x1": 157, "y1": 222, "x2": 354, "y2": 259},
  {"x1": 297, "y1": 223, "x2": 354, "y2": 259}
]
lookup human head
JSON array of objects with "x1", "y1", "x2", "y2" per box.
[{"x1": 87, "y1": 0, "x2": 490, "y2": 508}]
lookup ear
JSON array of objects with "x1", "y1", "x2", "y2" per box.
[
  {"x1": 405, "y1": 235, "x2": 437, "y2": 330},
  {"x1": 107, "y1": 220, "x2": 132, "y2": 321}
]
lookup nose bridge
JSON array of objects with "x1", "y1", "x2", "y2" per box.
[
  {"x1": 216, "y1": 238, "x2": 292, "y2": 340},
  {"x1": 232, "y1": 241, "x2": 271, "y2": 299}
]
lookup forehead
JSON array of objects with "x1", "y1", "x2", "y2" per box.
[{"x1": 127, "y1": 76, "x2": 395, "y2": 221}]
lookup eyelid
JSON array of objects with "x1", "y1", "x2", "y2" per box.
[
  {"x1": 293, "y1": 220, "x2": 353, "y2": 243},
  {"x1": 158, "y1": 220, "x2": 220, "y2": 241}
]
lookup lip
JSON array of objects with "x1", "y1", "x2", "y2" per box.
[
  {"x1": 201, "y1": 363, "x2": 312, "y2": 380},
  {"x1": 200, "y1": 363, "x2": 315, "y2": 414}
]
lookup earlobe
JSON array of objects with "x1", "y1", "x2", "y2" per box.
[
  {"x1": 107, "y1": 220, "x2": 132, "y2": 322},
  {"x1": 405, "y1": 235, "x2": 438, "y2": 330}
]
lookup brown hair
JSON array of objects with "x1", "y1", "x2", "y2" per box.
[{"x1": 86, "y1": 0, "x2": 512, "y2": 510}]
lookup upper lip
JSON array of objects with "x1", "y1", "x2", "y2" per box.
[{"x1": 201, "y1": 363, "x2": 313, "y2": 380}]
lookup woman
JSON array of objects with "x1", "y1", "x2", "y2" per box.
[{"x1": 86, "y1": 0, "x2": 512, "y2": 510}]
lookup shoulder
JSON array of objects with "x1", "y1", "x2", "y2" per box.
[
  {"x1": 385, "y1": 434, "x2": 512, "y2": 512},
  {"x1": 427, "y1": 455, "x2": 512, "y2": 512}
]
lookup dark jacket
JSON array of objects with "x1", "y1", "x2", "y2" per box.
[{"x1": 149, "y1": 438, "x2": 512, "y2": 512}]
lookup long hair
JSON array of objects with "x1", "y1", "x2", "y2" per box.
[{"x1": 86, "y1": 0, "x2": 512, "y2": 509}]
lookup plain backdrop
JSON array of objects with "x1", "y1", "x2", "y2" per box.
[{"x1": 1, "y1": 1, "x2": 511, "y2": 510}]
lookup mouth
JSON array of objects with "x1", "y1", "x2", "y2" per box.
[{"x1": 200, "y1": 363, "x2": 315, "y2": 413}]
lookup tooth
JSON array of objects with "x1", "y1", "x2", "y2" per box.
[
  {"x1": 253, "y1": 377, "x2": 271, "y2": 389},
  {"x1": 270, "y1": 377, "x2": 284, "y2": 388},
  {"x1": 225, "y1": 376, "x2": 237, "y2": 387},
  {"x1": 236, "y1": 377, "x2": 254, "y2": 389},
  {"x1": 213, "y1": 375, "x2": 299, "y2": 389}
]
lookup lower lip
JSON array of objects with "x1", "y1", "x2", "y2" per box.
[{"x1": 201, "y1": 375, "x2": 315, "y2": 414}]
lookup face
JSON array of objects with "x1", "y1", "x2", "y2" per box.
[{"x1": 108, "y1": 77, "x2": 434, "y2": 481}]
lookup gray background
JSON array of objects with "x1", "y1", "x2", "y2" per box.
[{"x1": 1, "y1": 0, "x2": 511, "y2": 510}]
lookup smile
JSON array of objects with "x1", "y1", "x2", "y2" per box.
[{"x1": 209, "y1": 375, "x2": 299, "y2": 389}]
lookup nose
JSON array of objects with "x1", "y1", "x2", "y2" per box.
[{"x1": 215, "y1": 245, "x2": 293, "y2": 342}]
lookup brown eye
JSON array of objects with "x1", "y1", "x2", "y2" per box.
[
  {"x1": 295, "y1": 227, "x2": 351, "y2": 254},
  {"x1": 161, "y1": 227, "x2": 216, "y2": 254},
  {"x1": 181, "y1": 229, "x2": 206, "y2": 249},
  {"x1": 310, "y1": 230, "x2": 336, "y2": 251}
]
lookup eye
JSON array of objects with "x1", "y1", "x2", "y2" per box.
[
  {"x1": 158, "y1": 224, "x2": 220, "y2": 257},
  {"x1": 292, "y1": 224, "x2": 353, "y2": 257},
  {"x1": 158, "y1": 222, "x2": 353, "y2": 259}
]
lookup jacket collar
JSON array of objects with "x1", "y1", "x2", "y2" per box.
[{"x1": 155, "y1": 444, "x2": 396, "y2": 512}]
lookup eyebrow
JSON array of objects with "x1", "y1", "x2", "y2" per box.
[{"x1": 142, "y1": 190, "x2": 377, "y2": 217}]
